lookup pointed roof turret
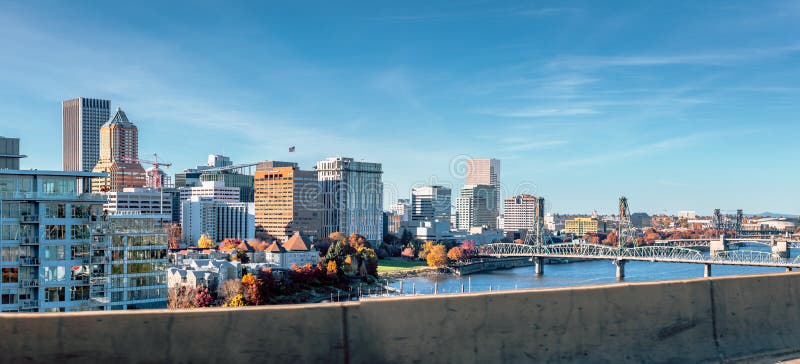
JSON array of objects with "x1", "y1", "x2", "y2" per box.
[{"x1": 103, "y1": 107, "x2": 135, "y2": 128}]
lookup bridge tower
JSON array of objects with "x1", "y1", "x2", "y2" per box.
[
  {"x1": 712, "y1": 209, "x2": 722, "y2": 231},
  {"x1": 617, "y1": 196, "x2": 634, "y2": 248},
  {"x1": 525, "y1": 197, "x2": 546, "y2": 246},
  {"x1": 735, "y1": 209, "x2": 743, "y2": 236}
]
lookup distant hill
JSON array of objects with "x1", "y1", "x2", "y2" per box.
[{"x1": 746, "y1": 212, "x2": 800, "y2": 218}]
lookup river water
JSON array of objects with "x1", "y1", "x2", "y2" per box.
[{"x1": 387, "y1": 244, "x2": 793, "y2": 295}]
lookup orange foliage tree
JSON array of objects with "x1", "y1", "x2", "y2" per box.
[{"x1": 426, "y1": 244, "x2": 447, "y2": 267}]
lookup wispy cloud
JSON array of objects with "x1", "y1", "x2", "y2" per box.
[
  {"x1": 502, "y1": 140, "x2": 568, "y2": 152},
  {"x1": 547, "y1": 43, "x2": 800, "y2": 69},
  {"x1": 485, "y1": 107, "x2": 599, "y2": 118},
  {"x1": 555, "y1": 133, "x2": 705, "y2": 169},
  {"x1": 379, "y1": 5, "x2": 578, "y2": 22}
]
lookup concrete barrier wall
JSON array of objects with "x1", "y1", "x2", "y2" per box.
[{"x1": 2, "y1": 273, "x2": 800, "y2": 363}]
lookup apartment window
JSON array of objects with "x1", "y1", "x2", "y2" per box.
[
  {"x1": 70, "y1": 286, "x2": 89, "y2": 301},
  {"x1": 1, "y1": 202, "x2": 19, "y2": 218},
  {"x1": 45, "y1": 204, "x2": 66, "y2": 218},
  {"x1": 70, "y1": 204, "x2": 92, "y2": 219},
  {"x1": 1, "y1": 246, "x2": 18, "y2": 262},
  {"x1": 45, "y1": 225, "x2": 66, "y2": 240},
  {"x1": 71, "y1": 244, "x2": 90, "y2": 260},
  {"x1": 71, "y1": 225, "x2": 90, "y2": 240},
  {"x1": 44, "y1": 246, "x2": 66, "y2": 260},
  {"x1": 45, "y1": 287, "x2": 65, "y2": 303},
  {"x1": 1, "y1": 267, "x2": 18, "y2": 283},
  {"x1": 40, "y1": 177, "x2": 76, "y2": 196},
  {"x1": 43, "y1": 266, "x2": 67, "y2": 282},
  {"x1": 1, "y1": 289, "x2": 18, "y2": 304},
  {"x1": 1, "y1": 225, "x2": 19, "y2": 240}
]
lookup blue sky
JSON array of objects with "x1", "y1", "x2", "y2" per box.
[{"x1": 1, "y1": 1, "x2": 799, "y2": 215}]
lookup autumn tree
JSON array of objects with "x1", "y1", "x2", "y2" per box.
[
  {"x1": 218, "y1": 238, "x2": 242, "y2": 252},
  {"x1": 326, "y1": 260, "x2": 338, "y2": 278},
  {"x1": 460, "y1": 240, "x2": 476, "y2": 259},
  {"x1": 426, "y1": 244, "x2": 447, "y2": 267},
  {"x1": 241, "y1": 273, "x2": 265, "y2": 305},
  {"x1": 197, "y1": 234, "x2": 216, "y2": 249},
  {"x1": 401, "y1": 246, "x2": 415, "y2": 259},
  {"x1": 447, "y1": 246, "x2": 465, "y2": 262},
  {"x1": 419, "y1": 241, "x2": 436, "y2": 261},
  {"x1": 329, "y1": 231, "x2": 346, "y2": 242},
  {"x1": 168, "y1": 286, "x2": 196, "y2": 309},
  {"x1": 217, "y1": 279, "x2": 243, "y2": 305},
  {"x1": 194, "y1": 286, "x2": 215, "y2": 307}
]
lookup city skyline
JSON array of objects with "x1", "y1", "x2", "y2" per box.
[{"x1": 2, "y1": 2, "x2": 800, "y2": 215}]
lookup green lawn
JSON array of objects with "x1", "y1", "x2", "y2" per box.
[{"x1": 377, "y1": 259, "x2": 429, "y2": 273}]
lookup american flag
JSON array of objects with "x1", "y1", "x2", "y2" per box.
[{"x1": 289, "y1": 146, "x2": 295, "y2": 152}]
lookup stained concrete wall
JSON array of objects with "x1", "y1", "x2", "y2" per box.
[{"x1": 2, "y1": 273, "x2": 800, "y2": 363}]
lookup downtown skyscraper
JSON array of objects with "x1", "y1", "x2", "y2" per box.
[
  {"x1": 91, "y1": 108, "x2": 146, "y2": 193},
  {"x1": 316, "y1": 157, "x2": 383, "y2": 241},
  {"x1": 62, "y1": 98, "x2": 110, "y2": 172}
]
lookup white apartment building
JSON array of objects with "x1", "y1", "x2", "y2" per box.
[
  {"x1": 316, "y1": 157, "x2": 383, "y2": 242},
  {"x1": 102, "y1": 187, "x2": 172, "y2": 217},
  {"x1": 181, "y1": 196, "x2": 254, "y2": 244},
  {"x1": 179, "y1": 180, "x2": 240, "y2": 203}
]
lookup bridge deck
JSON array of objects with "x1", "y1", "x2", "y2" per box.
[{"x1": 478, "y1": 243, "x2": 800, "y2": 268}]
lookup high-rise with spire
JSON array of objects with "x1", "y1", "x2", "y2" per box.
[{"x1": 91, "y1": 108, "x2": 146, "y2": 192}]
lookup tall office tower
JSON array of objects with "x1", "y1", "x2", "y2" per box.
[
  {"x1": 181, "y1": 196, "x2": 255, "y2": 243},
  {"x1": 62, "y1": 98, "x2": 111, "y2": 172},
  {"x1": 411, "y1": 185, "x2": 452, "y2": 222},
  {"x1": 0, "y1": 137, "x2": 26, "y2": 170},
  {"x1": 254, "y1": 164, "x2": 322, "y2": 241},
  {"x1": 465, "y1": 158, "x2": 501, "y2": 211},
  {"x1": 455, "y1": 184, "x2": 499, "y2": 230},
  {"x1": 0, "y1": 169, "x2": 167, "y2": 312},
  {"x1": 503, "y1": 194, "x2": 536, "y2": 232},
  {"x1": 316, "y1": 157, "x2": 383, "y2": 242},
  {"x1": 91, "y1": 108, "x2": 146, "y2": 193}
]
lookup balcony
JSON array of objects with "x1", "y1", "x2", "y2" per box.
[
  {"x1": 0, "y1": 192, "x2": 106, "y2": 202},
  {"x1": 19, "y1": 257, "x2": 39, "y2": 265},
  {"x1": 19, "y1": 236, "x2": 38, "y2": 245},
  {"x1": 19, "y1": 215, "x2": 39, "y2": 223},
  {"x1": 91, "y1": 256, "x2": 110, "y2": 264},
  {"x1": 18, "y1": 299, "x2": 37, "y2": 309},
  {"x1": 90, "y1": 297, "x2": 110, "y2": 305},
  {"x1": 19, "y1": 279, "x2": 38, "y2": 287},
  {"x1": 90, "y1": 277, "x2": 109, "y2": 285}
]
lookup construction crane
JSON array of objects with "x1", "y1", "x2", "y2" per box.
[
  {"x1": 122, "y1": 154, "x2": 173, "y2": 188},
  {"x1": 141, "y1": 153, "x2": 173, "y2": 188}
]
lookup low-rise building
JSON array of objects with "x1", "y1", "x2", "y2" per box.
[
  {"x1": 564, "y1": 217, "x2": 607, "y2": 235},
  {"x1": 264, "y1": 232, "x2": 318, "y2": 269}
]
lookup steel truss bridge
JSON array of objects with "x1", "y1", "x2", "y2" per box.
[
  {"x1": 477, "y1": 242, "x2": 800, "y2": 279},
  {"x1": 655, "y1": 239, "x2": 800, "y2": 249}
]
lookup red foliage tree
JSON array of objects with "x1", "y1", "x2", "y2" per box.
[{"x1": 194, "y1": 286, "x2": 215, "y2": 307}]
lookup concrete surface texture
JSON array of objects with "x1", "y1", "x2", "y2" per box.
[{"x1": 2, "y1": 273, "x2": 800, "y2": 363}]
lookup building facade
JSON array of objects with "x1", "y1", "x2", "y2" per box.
[
  {"x1": 411, "y1": 185, "x2": 451, "y2": 223},
  {"x1": 179, "y1": 181, "x2": 240, "y2": 203},
  {"x1": 564, "y1": 217, "x2": 608, "y2": 235},
  {"x1": 455, "y1": 184, "x2": 499, "y2": 230},
  {"x1": 254, "y1": 165, "x2": 322, "y2": 241},
  {"x1": 503, "y1": 194, "x2": 536, "y2": 232},
  {"x1": 0, "y1": 170, "x2": 167, "y2": 312},
  {"x1": 0, "y1": 137, "x2": 26, "y2": 170},
  {"x1": 91, "y1": 108, "x2": 146, "y2": 192},
  {"x1": 174, "y1": 155, "x2": 254, "y2": 202},
  {"x1": 181, "y1": 196, "x2": 254, "y2": 244},
  {"x1": 465, "y1": 158, "x2": 501, "y2": 211},
  {"x1": 316, "y1": 157, "x2": 383, "y2": 242},
  {"x1": 62, "y1": 98, "x2": 111, "y2": 172},
  {"x1": 102, "y1": 187, "x2": 173, "y2": 218}
]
